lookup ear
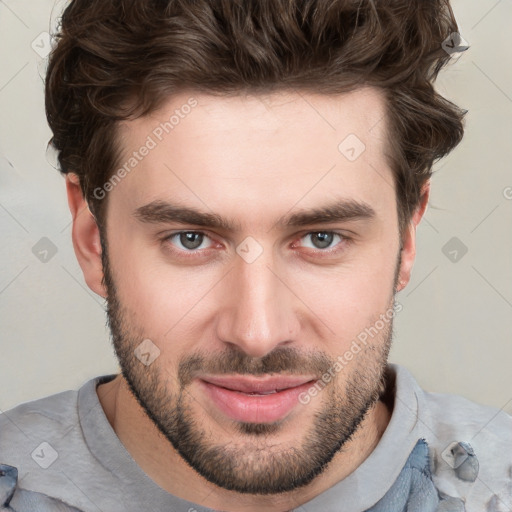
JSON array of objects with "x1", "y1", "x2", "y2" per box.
[
  {"x1": 395, "y1": 180, "x2": 430, "y2": 293},
  {"x1": 65, "y1": 173, "x2": 107, "y2": 298}
]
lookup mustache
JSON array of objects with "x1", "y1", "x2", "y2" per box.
[{"x1": 177, "y1": 347, "x2": 334, "y2": 386}]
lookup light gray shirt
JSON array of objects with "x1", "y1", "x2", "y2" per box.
[{"x1": 1, "y1": 364, "x2": 511, "y2": 511}]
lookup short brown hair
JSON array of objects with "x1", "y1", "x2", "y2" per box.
[{"x1": 45, "y1": 0, "x2": 466, "y2": 237}]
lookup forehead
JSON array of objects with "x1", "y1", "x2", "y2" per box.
[{"x1": 110, "y1": 87, "x2": 394, "y2": 229}]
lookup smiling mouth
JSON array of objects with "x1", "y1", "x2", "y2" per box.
[
  {"x1": 200, "y1": 374, "x2": 316, "y2": 393},
  {"x1": 197, "y1": 375, "x2": 318, "y2": 423},
  {"x1": 242, "y1": 389, "x2": 279, "y2": 395}
]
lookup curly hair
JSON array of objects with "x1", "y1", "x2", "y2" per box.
[{"x1": 45, "y1": 0, "x2": 466, "y2": 236}]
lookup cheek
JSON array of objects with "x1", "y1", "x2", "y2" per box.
[
  {"x1": 289, "y1": 247, "x2": 397, "y2": 348},
  {"x1": 107, "y1": 215, "x2": 398, "y2": 351},
  {"x1": 109, "y1": 239, "x2": 220, "y2": 340}
]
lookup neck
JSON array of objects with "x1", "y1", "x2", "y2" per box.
[{"x1": 97, "y1": 375, "x2": 391, "y2": 512}]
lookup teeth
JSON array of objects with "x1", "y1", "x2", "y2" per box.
[{"x1": 246, "y1": 390, "x2": 278, "y2": 395}]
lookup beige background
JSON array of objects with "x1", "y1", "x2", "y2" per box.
[{"x1": 0, "y1": 0, "x2": 511, "y2": 413}]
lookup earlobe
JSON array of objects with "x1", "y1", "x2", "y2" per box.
[
  {"x1": 65, "y1": 173, "x2": 107, "y2": 298},
  {"x1": 395, "y1": 181, "x2": 431, "y2": 293}
]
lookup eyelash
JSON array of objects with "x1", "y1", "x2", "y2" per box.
[{"x1": 161, "y1": 230, "x2": 351, "y2": 259}]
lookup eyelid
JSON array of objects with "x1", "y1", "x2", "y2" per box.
[
  {"x1": 162, "y1": 229, "x2": 350, "y2": 257},
  {"x1": 292, "y1": 230, "x2": 350, "y2": 252},
  {"x1": 163, "y1": 230, "x2": 217, "y2": 250}
]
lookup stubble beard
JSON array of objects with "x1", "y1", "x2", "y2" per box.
[{"x1": 100, "y1": 237, "x2": 398, "y2": 494}]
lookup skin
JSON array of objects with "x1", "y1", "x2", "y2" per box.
[{"x1": 66, "y1": 87, "x2": 429, "y2": 512}]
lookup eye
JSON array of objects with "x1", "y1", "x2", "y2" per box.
[
  {"x1": 165, "y1": 231, "x2": 214, "y2": 252},
  {"x1": 297, "y1": 231, "x2": 346, "y2": 251}
]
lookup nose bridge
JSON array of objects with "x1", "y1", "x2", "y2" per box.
[{"x1": 216, "y1": 250, "x2": 298, "y2": 358}]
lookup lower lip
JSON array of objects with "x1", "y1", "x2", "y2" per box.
[{"x1": 199, "y1": 380, "x2": 315, "y2": 423}]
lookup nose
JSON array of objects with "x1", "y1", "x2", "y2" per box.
[{"x1": 215, "y1": 251, "x2": 300, "y2": 358}]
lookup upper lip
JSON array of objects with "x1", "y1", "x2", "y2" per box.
[{"x1": 200, "y1": 375, "x2": 316, "y2": 393}]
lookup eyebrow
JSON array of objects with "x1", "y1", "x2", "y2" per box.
[{"x1": 134, "y1": 198, "x2": 376, "y2": 231}]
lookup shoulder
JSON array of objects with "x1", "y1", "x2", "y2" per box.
[
  {"x1": 0, "y1": 387, "x2": 86, "y2": 509},
  {"x1": 0, "y1": 375, "x2": 115, "y2": 469},
  {"x1": 0, "y1": 375, "x2": 119, "y2": 511},
  {"x1": 0, "y1": 386, "x2": 85, "y2": 486},
  {"x1": 0, "y1": 388, "x2": 80, "y2": 444},
  {"x1": 390, "y1": 364, "x2": 512, "y2": 449},
  {"x1": 423, "y1": 387, "x2": 512, "y2": 442},
  {"x1": 415, "y1": 376, "x2": 512, "y2": 511},
  {"x1": 0, "y1": 388, "x2": 80, "y2": 452}
]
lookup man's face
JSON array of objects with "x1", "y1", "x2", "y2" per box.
[{"x1": 101, "y1": 88, "x2": 402, "y2": 494}]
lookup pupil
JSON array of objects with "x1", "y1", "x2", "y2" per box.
[{"x1": 181, "y1": 232, "x2": 203, "y2": 249}]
